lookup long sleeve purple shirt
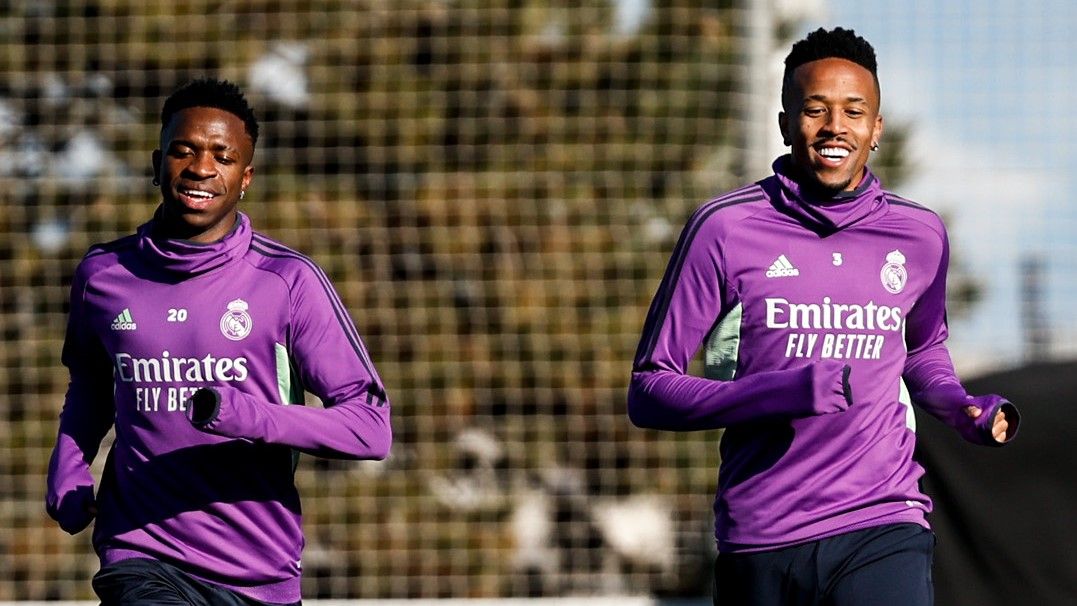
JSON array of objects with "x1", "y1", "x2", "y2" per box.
[
  {"x1": 46, "y1": 212, "x2": 391, "y2": 603},
  {"x1": 629, "y1": 157, "x2": 1016, "y2": 552}
]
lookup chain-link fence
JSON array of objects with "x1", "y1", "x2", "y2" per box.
[
  {"x1": 1, "y1": 0, "x2": 1072, "y2": 600},
  {"x1": 1, "y1": 1, "x2": 745, "y2": 599}
]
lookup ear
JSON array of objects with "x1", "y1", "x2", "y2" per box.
[
  {"x1": 872, "y1": 114, "x2": 884, "y2": 149},
  {"x1": 778, "y1": 111, "x2": 791, "y2": 146},
  {"x1": 151, "y1": 149, "x2": 162, "y2": 181},
  {"x1": 241, "y1": 165, "x2": 255, "y2": 193}
]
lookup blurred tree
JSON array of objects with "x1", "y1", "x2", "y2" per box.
[{"x1": 0, "y1": 0, "x2": 977, "y2": 600}]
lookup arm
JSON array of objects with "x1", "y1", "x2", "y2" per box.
[
  {"x1": 629, "y1": 362, "x2": 852, "y2": 431},
  {"x1": 189, "y1": 262, "x2": 391, "y2": 460},
  {"x1": 46, "y1": 264, "x2": 116, "y2": 534},
  {"x1": 903, "y1": 229, "x2": 1018, "y2": 445},
  {"x1": 188, "y1": 385, "x2": 389, "y2": 459},
  {"x1": 628, "y1": 206, "x2": 851, "y2": 431}
]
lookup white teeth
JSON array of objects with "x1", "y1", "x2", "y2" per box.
[
  {"x1": 182, "y1": 189, "x2": 213, "y2": 198},
  {"x1": 819, "y1": 147, "x2": 850, "y2": 159}
]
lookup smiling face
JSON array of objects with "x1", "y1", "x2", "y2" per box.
[
  {"x1": 779, "y1": 57, "x2": 883, "y2": 193},
  {"x1": 152, "y1": 106, "x2": 254, "y2": 243}
]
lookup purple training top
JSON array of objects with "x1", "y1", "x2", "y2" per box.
[
  {"x1": 46, "y1": 211, "x2": 391, "y2": 603},
  {"x1": 629, "y1": 156, "x2": 1017, "y2": 553}
]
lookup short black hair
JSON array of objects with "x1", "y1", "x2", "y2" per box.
[
  {"x1": 160, "y1": 78, "x2": 259, "y2": 144},
  {"x1": 782, "y1": 27, "x2": 879, "y2": 108}
]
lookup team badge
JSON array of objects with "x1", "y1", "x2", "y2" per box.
[
  {"x1": 880, "y1": 250, "x2": 907, "y2": 294},
  {"x1": 220, "y1": 299, "x2": 253, "y2": 341}
]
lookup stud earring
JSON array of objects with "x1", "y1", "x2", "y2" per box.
[
  {"x1": 152, "y1": 177, "x2": 160, "y2": 186},
  {"x1": 240, "y1": 190, "x2": 246, "y2": 200},
  {"x1": 870, "y1": 142, "x2": 880, "y2": 152}
]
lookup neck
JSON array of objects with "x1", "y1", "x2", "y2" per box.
[
  {"x1": 155, "y1": 209, "x2": 237, "y2": 244},
  {"x1": 799, "y1": 170, "x2": 865, "y2": 201}
]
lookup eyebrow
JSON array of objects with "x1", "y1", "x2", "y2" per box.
[
  {"x1": 805, "y1": 94, "x2": 869, "y2": 104},
  {"x1": 169, "y1": 138, "x2": 236, "y2": 152}
]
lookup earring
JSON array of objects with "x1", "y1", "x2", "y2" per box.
[
  {"x1": 870, "y1": 142, "x2": 880, "y2": 152},
  {"x1": 240, "y1": 190, "x2": 246, "y2": 200},
  {"x1": 152, "y1": 177, "x2": 160, "y2": 186}
]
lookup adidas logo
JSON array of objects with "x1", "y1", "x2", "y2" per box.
[
  {"x1": 110, "y1": 308, "x2": 137, "y2": 331},
  {"x1": 765, "y1": 254, "x2": 800, "y2": 278}
]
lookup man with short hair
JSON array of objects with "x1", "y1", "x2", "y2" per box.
[
  {"x1": 46, "y1": 78, "x2": 391, "y2": 605},
  {"x1": 628, "y1": 27, "x2": 1019, "y2": 605}
]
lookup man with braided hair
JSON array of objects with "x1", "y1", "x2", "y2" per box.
[{"x1": 628, "y1": 28, "x2": 1019, "y2": 605}]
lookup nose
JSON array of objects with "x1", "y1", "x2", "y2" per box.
[
  {"x1": 185, "y1": 152, "x2": 217, "y2": 179},
  {"x1": 822, "y1": 110, "x2": 846, "y2": 135}
]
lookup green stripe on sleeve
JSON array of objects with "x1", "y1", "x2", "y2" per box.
[
  {"x1": 899, "y1": 378, "x2": 916, "y2": 431},
  {"x1": 274, "y1": 343, "x2": 304, "y2": 405},
  {"x1": 704, "y1": 302, "x2": 742, "y2": 381}
]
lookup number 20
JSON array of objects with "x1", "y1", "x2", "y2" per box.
[{"x1": 167, "y1": 308, "x2": 188, "y2": 322}]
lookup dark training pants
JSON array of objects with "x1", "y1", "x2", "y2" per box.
[
  {"x1": 713, "y1": 523, "x2": 935, "y2": 606},
  {"x1": 92, "y1": 558, "x2": 301, "y2": 606}
]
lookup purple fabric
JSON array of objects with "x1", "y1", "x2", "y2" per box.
[
  {"x1": 770, "y1": 156, "x2": 887, "y2": 232},
  {"x1": 191, "y1": 385, "x2": 391, "y2": 459},
  {"x1": 46, "y1": 211, "x2": 390, "y2": 603},
  {"x1": 628, "y1": 359, "x2": 851, "y2": 430},
  {"x1": 136, "y1": 210, "x2": 250, "y2": 276},
  {"x1": 629, "y1": 156, "x2": 1018, "y2": 552}
]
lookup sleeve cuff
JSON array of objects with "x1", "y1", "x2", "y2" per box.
[
  {"x1": 983, "y1": 400, "x2": 1020, "y2": 446},
  {"x1": 187, "y1": 388, "x2": 221, "y2": 428},
  {"x1": 47, "y1": 484, "x2": 96, "y2": 535}
]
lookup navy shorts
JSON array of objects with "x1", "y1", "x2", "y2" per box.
[
  {"x1": 92, "y1": 558, "x2": 301, "y2": 606},
  {"x1": 713, "y1": 523, "x2": 935, "y2": 606}
]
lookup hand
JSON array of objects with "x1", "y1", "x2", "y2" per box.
[
  {"x1": 963, "y1": 404, "x2": 1010, "y2": 443},
  {"x1": 50, "y1": 484, "x2": 98, "y2": 534}
]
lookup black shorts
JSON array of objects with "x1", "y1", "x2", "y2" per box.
[
  {"x1": 92, "y1": 558, "x2": 301, "y2": 606},
  {"x1": 713, "y1": 523, "x2": 935, "y2": 606}
]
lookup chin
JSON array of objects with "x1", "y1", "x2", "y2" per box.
[{"x1": 808, "y1": 176, "x2": 851, "y2": 195}]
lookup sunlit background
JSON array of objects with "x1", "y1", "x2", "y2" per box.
[{"x1": 0, "y1": 0, "x2": 1072, "y2": 600}]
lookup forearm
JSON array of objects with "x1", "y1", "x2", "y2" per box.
[
  {"x1": 627, "y1": 360, "x2": 851, "y2": 431},
  {"x1": 46, "y1": 386, "x2": 114, "y2": 534},
  {"x1": 904, "y1": 344, "x2": 1019, "y2": 445},
  {"x1": 189, "y1": 387, "x2": 392, "y2": 460},
  {"x1": 46, "y1": 434, "x2": 99, "y2": 534}
]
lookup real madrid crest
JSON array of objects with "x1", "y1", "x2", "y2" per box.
[
  {"x1": 220, "y1": 299, "x2": 253, "y2": 341},
  {"x1": 880, "y1": 250, "x2": 907, "y2": 294}
]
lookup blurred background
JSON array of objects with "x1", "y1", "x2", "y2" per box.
[{"x1": 0, "y1": 0, "x2": 1073, "y2": 601}]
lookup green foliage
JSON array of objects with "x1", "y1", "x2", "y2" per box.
[{"x1": 0, "y1": 2, "x2": 965, "y2": 600}]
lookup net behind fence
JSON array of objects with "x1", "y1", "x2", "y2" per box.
[
  {"x1": 1, "y1": 1, "x2": 744, "y2": 599},
  {"x1": 1, "y1": 0, "x2": 1071, "y2": 600}
]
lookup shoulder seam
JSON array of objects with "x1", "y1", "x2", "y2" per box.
[
  {"x1": 78, "y1": 235, "x2": 140, "y2": 300},
  {"x1": 885, "y1": 194, "x2": 946, "y2": 242},
  {"x1": 699, "y1": 183, "x2": 767, "y2": 213},
  {"x1": 248, "y1": 235, "x2": 385, "y2": 403},
  {"x1": 885, "y1": 193, "x2": 934, "y2": 213},
  {"x1": 85, "y1": 233, "x2": 139, "y2": 258},
  {"x1": 634, "y1": 186, "x2": 764, "y2": 366}
]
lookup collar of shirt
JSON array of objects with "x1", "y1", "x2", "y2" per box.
[
  {"x1": 136, "y1": 210, "x2": 252, "y2": 276},
  {"x1": 767, "y1": 154, "x2": 887, "y2": 235}
]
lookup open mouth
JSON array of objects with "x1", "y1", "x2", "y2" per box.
[
  {"x1": 815, "y1": 146, "x2": 850, "y2": 167},
  {"x1": 177, "y1": 187, "x2": 219, "y2": 209}
]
